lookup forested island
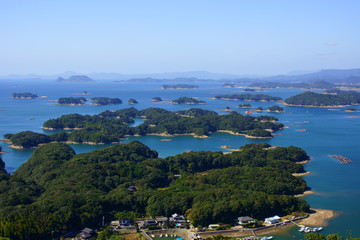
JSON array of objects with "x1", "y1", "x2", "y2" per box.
[
  {"x1": 57, "y1": 97, "x2": 87, "y2": 105},
  {"x1": 4, "y1": 107, "x2": 284, "y2": 148},
  {"x1": 128, "y1": 98, "x2": 138, "y2": 104},
  {"x1": 284, "y1": 91, "x2": 360, "y2": 107},
  {"x1": 0, "y1": 141, "x2": 310, "y2": 239},
  {"x1": 55, "y1": 75, "x2": 96, "y2": 83},
  {"x1": 171, "y1": 97, "x2": 206, "y2": 104},
  {"x1": 214, "y1": 94, "x2": 282, "y2": 102},
  {"x1": 152, "y1": 97, "x2": 162, "y2": 102},
  {"x1": 249, "y1": 81, "x2": 335, "y2": 89},
  {"x1": 162, "y1": 84, "x2": 199, "y2": 89},
  {"x1": 12, "y1": 92, "x2": 39, "y2": 99},
  {"x1": 90, "y1": 97, "x2": 122, "y2": 105},
  {"x1": 266, "y1": 105, "x2": 285, "y2": 113}
]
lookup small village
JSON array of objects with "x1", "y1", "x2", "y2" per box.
[{"x1": 69, "y1": 211, "x2": 323, "y2": 240}]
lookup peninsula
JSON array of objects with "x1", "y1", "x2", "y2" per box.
[
  {"x1": 284, "y1": 91, "x2": 360, "y2": 107},
  {"x1": 214, "y1": 94, "x2": 282, "y2": 102},
  {"x1": 0, "y1": 141, "x2": 311, "y2": 239}
]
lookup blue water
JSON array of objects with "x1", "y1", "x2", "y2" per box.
[{"x1": 0, "y1": 80, "x2": 359, "y2": 239}]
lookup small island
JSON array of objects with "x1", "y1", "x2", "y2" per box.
[
  {"x1": 11, "y1": 92, "x2": 39, "y2": 99},
  {"x1": 152, "y1": 97, "x2": 163, "y2": 102},
  {"x1": 162, "y1": 84, "x2": 199, "y2": 89},
  {"x1": 90, "y1": 97, "x2": 122, "y2": 105},
  {"x1": 128, "y1": 98, "x2": 138, "y2": 104},
  {"x1": 55, "y1": 75, "x2": 96, "y2": 83},
  {"x1": 57, "y1": 97, "x2": 87, "y2": 105},
  {"x1": 284, "y1": 91, "x2": 360, "y2": 107},
  {"x1": 238, "y1": 104, "x2": 253, "y2": 108},
  {"x1": 266, "y1": 105, "x2": 285, "y2": 113},
  {"x1": 214, "y1": 94, "x2": 282, "y2": 102},
  {"x1": 171, "y1": 97, "x2": 206, "y2": 105}
]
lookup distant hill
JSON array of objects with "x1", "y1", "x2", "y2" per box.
[{"x1": 55, "y1": 75, "x2": 96, "y2": 83}]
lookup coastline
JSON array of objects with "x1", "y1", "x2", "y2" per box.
[{"x1": 282, "y1": 102, "x2": 350, "y2": 108}]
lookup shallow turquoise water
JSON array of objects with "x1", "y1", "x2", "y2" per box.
[{"x1": 0, "y1": 80, "x2": 359, "y2": 238}]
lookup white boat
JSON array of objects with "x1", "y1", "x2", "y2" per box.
[
  {"x1": 160, "y1": 234, "x2": 163, "y2": 237},
  {"x1": 261, "y1": 237, "x2": 273, "y2": 240},
  {"x1": 151, "y1": 235, "x2": 155, "y2": 238},
  {"x1": 165, "y1": 234, "x2": 168, "y2": 237},
  {"x1": 299, "y1": 226, "x2": 305, "y2": 232}
]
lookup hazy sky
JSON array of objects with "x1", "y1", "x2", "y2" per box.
[{"x1": 1, "y1": 0, "x2": 360, "y2": 75}]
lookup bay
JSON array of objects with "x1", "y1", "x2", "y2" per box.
[{"x1": 0, "y1": 80, "x2": 359, "y2": 239}]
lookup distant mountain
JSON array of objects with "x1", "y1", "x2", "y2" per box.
[
  {"x1": 253, "y1": 69, "x2": 360, "y2": 83},
  {"x1": 55, "y1": 75, "x2": 96, "y2": 83}
]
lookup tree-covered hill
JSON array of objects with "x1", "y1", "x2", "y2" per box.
[
  {"x1": 214, "y1": 94, "x2": 282, "y2": 101},
  {"x1": 284, "y1": 91, "x2": 360, "y2": 107},
  {"x1": 0, "y1": 142, "x2": 310, "y2": 239},
  {"x1": 4, "y1": 108, "x2": 284, "y2": 148}
]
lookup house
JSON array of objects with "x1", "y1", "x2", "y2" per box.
[
  {"x1": 110, "y1": 220, "x2": 121, "y2": 229},
  {"x1": 237, "y1": 216, "x2": 255, "y2": 225},
  {"x1": 169, "y1": 213, "x2": 186, "y2": 228},
  {"x1": 128, "y1": 185, "x2": 137, "y2": 192},
  {"x1": 155, "y1": 216, "x2": 168, "y2": 226},
  {"x1": 139, "y1": 219, "x2": 158, "y2": 229},
  {"x1": 264, "y1": 215, "x2": 281, "y2": 224},
  {"x1": 79, "y1": 227, "x2": 96, "y2": 239},
  {"x1": 208, "y1": 224, "x2": 220, "y2": 229}
]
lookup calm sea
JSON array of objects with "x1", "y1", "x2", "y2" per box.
[{"x1": 0, "y1": 80, "x2": 359, "y2": 239}]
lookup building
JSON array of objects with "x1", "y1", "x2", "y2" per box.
[
  {"x1": 155, "y1": 216, "x2": 168, "y2": 226},
  {"x1": 237, "y1": 216, "x2": 255, "y2": 225},
  {"x1": 169, "y1": 213, "x2": 186, "y2": 228},
  {"x1": 79, "y1": 228, "x2": 96, "y2": 239},
  {"x1": 264, "y1": 215, "x2": 281, "y2": 224},
  {"x1": 139, "y1": 219, "x2": 158, "y2": 229}
]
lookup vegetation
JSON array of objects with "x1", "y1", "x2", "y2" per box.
[
  {"x1": 90, "y1": 97, "x2": 122, "y2": 105},
  {"x1": 57, "y1": 97, "x2": 87, "y2": 105},
  {"x1": 284, "y1": 91, "x2": 360, "y2": 107},
  {"x1": 128, "y1": 99, "x2": 138, "y2": 104},
  {"x1": 214, "y1": 94, "x2": 282, "y2": 101},
  {"x1": 162, "y1": 84, "x2": 199, "y2": 89},
  {"x1": 152, "y1": 97, "x2": 162, "y2": 102},
  {"x1": 12, "y1": 92, "x2": 38, "y2": 99},
  {"x1": 0, "y1": 142, "x2": 310, "y2": 239},
  {"x1": 5, "y1": 108, "x2": 284, "y2": 148},
  {"x1": 267, "y1": 105, "x2": 284, "y2": 112},
  {"x1": 249, "y1": 81, "x2": 335, "y2": 89},
  {"x1": 238, "y1": 104, "x2": 252, "y2": 108},
  {"x1": 171, "y1": 97, "x2": 206, "y2": 104}
]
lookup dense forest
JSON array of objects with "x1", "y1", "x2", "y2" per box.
[
  {"x1": 284, "y1": 91, "x2": 360, "y2": 106},
  {"x1": 214, "y1": 94, "x2": 282, "y2": 101},
  {"x1": 162, "y1": 84, "x2": 199, "y2": 89},
  {"x1": 57, "y1": 97, "x2": 87, "y2": 105},
  {"x1": 90, "y1": 97, "x2": 122, "y2": 105},
  {"x1": 0, "y1": 142, "x2": 310, "y2": 239},
  {"x1": 171, "y1": 97, "x2": 206, "y2": 104},
  {"x1": 4, "y1": 108, "x2": 284, "y2": 148},
  {"x1": 12, "y1": 92, "x2": 38, "y2": 99}
]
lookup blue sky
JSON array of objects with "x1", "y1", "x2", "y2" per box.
[{"x1": 1, "y1": 0, "x2": 359, "y2": 75}]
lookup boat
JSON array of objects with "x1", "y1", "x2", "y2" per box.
[
  {"x1": 160, "y1": 234, "x2": 163, "y2": 237},
  {"x1": 261, "y1": 237, "x2": 273, "y2": 240},
  {"x1": 245, "y1": 111, "x2": 253, "y2": 114},
  {"x1": 151, "y1": 235, "x2": 155, "y2": 238},
  {"x1": 299, "y1": 226, "x2": 305, "y2": 232},
  {"x1": 165, "y1": 234, "x2": 168, "y2": 237}
]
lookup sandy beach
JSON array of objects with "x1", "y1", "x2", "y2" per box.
[{"x1": 299, "y1": 209, "x2": 339, "y2": 226}]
